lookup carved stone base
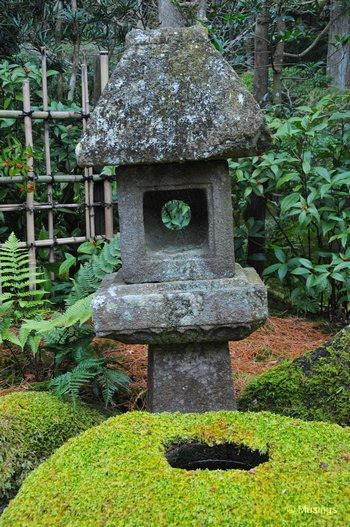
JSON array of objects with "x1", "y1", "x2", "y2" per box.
[
  {"x1": 148, "y1": 341, "x2": 236, "y2": 413},
  {"x1": 92, "y1": 264, "x2": 267, "y2": 344}
]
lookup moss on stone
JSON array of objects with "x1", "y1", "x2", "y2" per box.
[
  {"x1": 0, "y1": 391, "x2": 103, "y2": 504},
  {"x1": 238, "y1": 326, "x2": 350, "y2": 426},
  {"x1": 1, "y1": 411, "x2": 349, "y2": 526}
]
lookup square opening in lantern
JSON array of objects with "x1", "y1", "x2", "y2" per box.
[{"x1": 143, "y1": 188, "x2": 209, "y2": 255}]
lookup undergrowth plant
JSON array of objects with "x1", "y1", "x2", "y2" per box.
[
  {"x1": 0, "y1": 232, "x2": 49, "y2": 358},
  {"x1": 22, "y1": 234, "x2": 129, "y2": 407},
  {"x1": 48, "y1": 335, "x2": 129, "y2": 409}
]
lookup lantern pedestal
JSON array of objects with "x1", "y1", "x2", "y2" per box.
[
  {"x1": 92, "y1": 265, "x2": 267, "y2": 412},
  {"x1": 148, "y1": 342, "x2": 236, "y2": 413}
]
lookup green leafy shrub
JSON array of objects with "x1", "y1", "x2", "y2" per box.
[
  {"x1": 238, "y1": 326, "x2": 350, "y2": 426},
  {"x1": 0, "y1": 391, "x2": 103, "y2": 504},
  {"x1": 231, "y1": 92, "x2": 350, "y2": 317},
  {"x1": 281, "y1": 65, "x2": 332, "y2": 110},
  {"x1": 1, "y1": 411, "x2": 349, "y2": 526}
]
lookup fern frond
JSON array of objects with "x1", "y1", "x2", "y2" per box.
[
  {"x1": 22, "y1": 294, "x2": 94, "y2": 335},
  {"x1": 0, "y1": 317, "x2": 21, "y2": 347},
  {"x1": 50, "y1": 358, "x2": 103, "y2": 408},
  {"x1": 66, "y1": 234, "x2": 121, "y2": 306},
  {"x1": 0, "y1": 301, "x2": 14, "y2": 316},
  {"x1": 99, "y1": 368, "x2": 130, "y2": 407},
  {"x1": 0, "y1": 293, "x2": 12, "y2": 302},
  {"x1": 0, "y1": 232, "x2": 49, "y2": 320}
]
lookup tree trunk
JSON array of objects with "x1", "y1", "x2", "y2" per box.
[
  {"x1": 244, "y1": 197, "x2": 266, "y2": 276},
  {"x1": 159, "y1": 0, "x2": 186, "y2": 27},
  {"x1": 253, "y1": 4, "x2": 269, "y2": 104},
  {"x1": 158, "y1": 0, "x2": 207, "y2": 27},
  {"x1": 55, "y1": 0, "x2": 64, "y2": 101},
  {"x1": 245, "y1": 33, "x2": 254, "y2": 71},
  {"x1": 272, "y1": 17, "x2": 285, "y2": 106},
  {"x1": 247, "y1": 5, "x2": 269, "y2": 276},
  {"x1": 67, "y1": 0, "x2": 81, "y2": 101},
  {"x1": 327, "y1": 0, "x2": 350, "y2": 89}
]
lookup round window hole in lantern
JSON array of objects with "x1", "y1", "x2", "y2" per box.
[{"x1": 161, "y1": 200, "x2": 191, "y2": 230}]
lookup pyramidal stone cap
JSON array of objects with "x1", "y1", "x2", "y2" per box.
[{"x1": 76, "y1": 25, "x2": 271, "y2": 167}]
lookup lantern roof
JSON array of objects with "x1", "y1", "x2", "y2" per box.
[{"x1": 76, "y1": 25, "x2": 271, "y2": 167}]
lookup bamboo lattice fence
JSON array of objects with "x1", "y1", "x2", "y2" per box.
[{"x1": 0, "y1": 48, "x2": 115, "y2": 272}]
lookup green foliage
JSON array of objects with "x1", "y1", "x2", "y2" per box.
[
  {"x1": 0, "y1": 0, "x2": 154, "y2": 66},
  {"x1": 281, "y1": 65, "x2": 332, "y2": 111},
  {"x1": 20, "y1": 234, "x2": 128, "y2": 407},
  {"x1": 0, "y1": 233, "x2": 49, "y2": 356},
  {"x1": 0, "y1": 391, "x2": 103, "y2": 503},
  {"x1": 47, "y1": 332, "x2": 130, "y2": 408},
  {"x1": 22, "y1": 234, "x2": 121, "y2": 334},
  {"x1": 161, "y1": 200, "x2": 191, "y2": 230},
  {"x1": 238, "y1": 326, "x2": 350, "y2": 426},
  {"x1": 66, "y1": 232, "x2": 121, "y2": 305},
  {"x1": 0, "y1": 140, "x2": 40, "y2": 200},
  {"x1": 0, "y1": 234, "x2": 127, "y2": 408},
  {"x1": 49, "y1": 101, "x2": 83, "y2": 173},
  {"x1": 0, "y1": 232, "x2": 47, "y2": 317},
  {"x1": 0, "y1": 60, "x2": 52, "y2": 116},
  {"x1": 231, "y1": 92, "x2": 350, "y2": 317},
  {"x1": 1, "y1": 411, "x2": 349, "y2": 526}
]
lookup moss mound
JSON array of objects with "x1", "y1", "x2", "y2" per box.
[
  {"x1": 238, "y1": 326, "x2": 350, "y2": 426},
  {"x1": 1, "y1": 411, "x2": 349, "y2": 527},
  {"x1": 0, "y1": 391, "x2": 103, "y2": 504}
]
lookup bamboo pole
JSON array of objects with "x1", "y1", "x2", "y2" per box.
[
  {"x1": 0, "y1": 110, "x2": 82, "y2": 120},
  {"x1": 0, "y1": 235, "x2": 105, "y2": 249},
  {"x1": 23, "y1": 80, "x2": 36, "y2": 287},
  {"x1": 100, "y1": 51, "x2": 114, "y2": 239},
  {"x1": 81, "y1": 61, "x2": 94, "y2": 238},
  {"x1": 0, "y1": 203, "x2": 86, "y2": 212},
  {"x1": 99, "y1": 51, "x2": 109, "y2": 90},
  {"x1": 0, "y1": 174, "x2": 105, "y2": 184},
  {"x1": 93, "y1": 52, "x2": 106, "y2": 236},
  {"x1": 41, "y1": 47, "x2": 55, "y2": 271}
]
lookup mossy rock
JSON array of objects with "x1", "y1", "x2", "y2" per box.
[
  {"x1": 0, "y1": 391, "x2": 103, "y2": 505},
  {"x1": 1, "y1": 411, "x2": 349, "y2": 526},
  {"x1": 237, "y1": 326, "x2": 350, "y2": 426}
]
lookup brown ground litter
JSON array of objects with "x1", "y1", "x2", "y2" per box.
[
  {"x1": 0, "y1": 317, "x2": 334, "y2": 408},
  {"x1": 111, "y1": 316, "x2": 333, "y2": 408}
]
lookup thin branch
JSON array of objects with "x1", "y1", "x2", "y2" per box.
[
  {"x1": 284, "y1": 21, "x2": 330, "y2": 59},
  {"x1": 265, "y1": 201, "x2": 297, "y2": 256}
]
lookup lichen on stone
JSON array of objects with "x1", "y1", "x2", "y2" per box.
[{"x1": 76, "y1": 25, "x2": 271, "y2": 168}]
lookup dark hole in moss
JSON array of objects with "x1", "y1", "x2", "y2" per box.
[{"x1": 165, "y1": 441, "x2": 269, "y2": 471}]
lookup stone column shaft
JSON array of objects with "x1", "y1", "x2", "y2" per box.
[{"x1": 148, "y1": 342, "x2": 236, "y2": 413}]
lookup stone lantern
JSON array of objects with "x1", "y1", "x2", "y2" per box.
[{"x1": 77, "y1": 25, "x2": 270, "y2": 413}]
